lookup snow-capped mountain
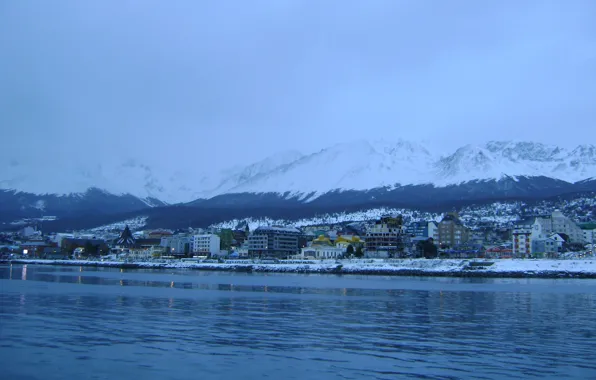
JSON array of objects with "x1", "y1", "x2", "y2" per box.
[
  {"x1": 433, "y1": 141, "x2": 596, "y2": 185},
  {"x1": 1, "y1": 140, "x2": 596, "y2": 205},
  {"x1": 206, "y1": 140, "x2": 596, "y2": 199},
  {"x1": 219, "y1": 139, "x2": 436, "y2": 199}
]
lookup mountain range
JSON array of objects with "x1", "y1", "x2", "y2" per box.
[{"x1": 2, "y1": 139, "x2": 596, "y2": 230}]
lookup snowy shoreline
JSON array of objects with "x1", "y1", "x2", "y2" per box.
[{"x1": 4, "y1": 258, "x2": 596, "y2": 279}]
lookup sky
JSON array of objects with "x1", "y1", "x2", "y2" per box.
[{"x1": 1, "y1": 0, "x2": 596, "y2": 172}]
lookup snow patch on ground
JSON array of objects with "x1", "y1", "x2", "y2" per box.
[
  {"x1": 11, "y1": 258, "x2": 596, "y2": 277},
  {"x1": 87, "y1": 216, "x2": 148, "y2": 233}
]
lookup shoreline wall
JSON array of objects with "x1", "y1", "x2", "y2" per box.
[{"x1": 3, "y1": 259, "x2": 596, "y2": 279}]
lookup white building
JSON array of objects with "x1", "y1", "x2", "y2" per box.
[
  {"x1": 550, "y1": 210, "x2": 584, "y2": 243},
  {"x1": 301, "y1": 246, "x2": 344, "y2": 259},
  {"x1": 527, "y1": 210, "x2": 583, "y2": 243},
  {"x1": 427, "y1": 221, "x2": 439, "y2": 241},
  {"x1": 192, "y1": 234, "x2": 221, "y2": 255},
  {"x1": 549, "y1": 233, "x2": 566, "y2": 249}
]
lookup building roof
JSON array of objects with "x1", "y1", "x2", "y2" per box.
[
  {"x1": 116, "y1": 226, "x2": 136, "y2": 247},
  {"x1": 62, "y1": 238, "x2": 106, "y2": 246},
  {"x1": 440, "y1": 213, "x2": 464, "y2": 225},
  {"x1": 20, "y1": 241, "x2": 49, "y2": 246},
  {"x1": 336, "y1": 235, "x2": 361, "y2": 243},
  {"x1": 515, "y1": 217, "x2": 536, "y2": 226},
  {"x1": 135, "y1": 238, "x2": 162, "y2": 246},
  {"x1": 255, "y1": 226, "x2": 301, "y2": 234}
]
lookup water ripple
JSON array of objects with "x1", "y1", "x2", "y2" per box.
[{"x1": 1, "y1": 264, "x2": 596, "y2": 379}]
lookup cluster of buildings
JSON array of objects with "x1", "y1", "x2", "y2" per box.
[
  {"x1": 1, "y1": 209, "x2": 595, "y2": 261},
  {"x1": 511, "y1": 210, "x2": 595, "y2": 258}
]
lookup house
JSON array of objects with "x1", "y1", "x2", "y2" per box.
[
  {"x1": 247, "y1": 226, "x2": 301, "y2": 259},
  {"x1": 548, "y1": 233, "x2": 566, "y2": 250},
  {"x1": 531, "y1": 237, "x2": 559, "y2": 257},
  {"x1": 438, "y1": 213, "x2": 470, "y2": 247}
]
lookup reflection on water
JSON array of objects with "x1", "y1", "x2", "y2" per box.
[{"x1": 1, "y1": 264, "x2": 596, "y2": 380}]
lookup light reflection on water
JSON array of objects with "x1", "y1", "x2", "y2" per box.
[{"x1": 1, "y1": 264, "x2": 596, "y2": 380}]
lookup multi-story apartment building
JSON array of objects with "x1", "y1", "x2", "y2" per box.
[
  {"x1": 549, "y1": 210, "x2": 584, "y2": 243},
  {"x1": 512, "y1": 228, "x2": 532, "y2": 257},
  {"x1": 192, "y1": 234, "x2": 221, "y2": 255},
  {"x1": 527, "y1": 210, "x2": 584, "y2": 243},
  {"x1": 438, "y1": 213, "x2": 470, "y2": 247},
  {"x1": 247, "y1": 226, "x2": 301, "y2": 259},
  {"x1": 365, "y1": 216, "x2": 407, "y2": 258}
]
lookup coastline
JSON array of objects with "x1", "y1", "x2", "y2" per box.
[{"x1": 3, "y1": 258, "x2": 596, "y2": 279}]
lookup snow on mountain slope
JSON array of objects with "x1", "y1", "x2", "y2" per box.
[
  {"x1": 446, "y1": 141, "x2": 596, "y2": 184},
  {"x1": 432, "y1": 142, "x2": 563, "y2": 184},
  {"x1": 2, "y1": 139, "x2": 596, "y2": 203},
  {"x1": 212, "y1": 140, "x2": 596, "y2": 198},
  {"x1": 223, "y1": 139, "x2": 436, "y2": 197},
  {"x1": 0, "y1": 157, "x2": 200, "y2": 204},
  {"x1": 195, "y1": 150, "x2": 305, "y2": 197},
  {"x1": 552, "y1": 144, "x2": 596, "y2": 181},
  {"x1": 0, "y1": 150, "x2": 305, "y2": 204}
]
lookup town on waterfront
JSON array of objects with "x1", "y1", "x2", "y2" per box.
[{"x1": 3, "y1": 207, "x2": 595, "y2": 267}]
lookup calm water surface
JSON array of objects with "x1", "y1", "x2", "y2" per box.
[{"x1": 1, "y1": 264, "x2": 596, "y2": 379}]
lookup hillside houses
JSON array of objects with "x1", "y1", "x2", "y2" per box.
[{"x1": 2, "y1": 208, "x2": 594, "y2": 261}]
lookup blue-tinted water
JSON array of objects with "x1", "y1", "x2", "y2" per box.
[{"x1": 1, "y1": 264, "x2": 596, "y2": 379}]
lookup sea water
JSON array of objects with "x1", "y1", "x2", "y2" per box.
[{"x1": 1, "y1": 264, "x2": 596, "y2": 379}]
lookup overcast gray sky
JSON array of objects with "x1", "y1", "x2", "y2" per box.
[{"x1": 1, "y1": 0, "x2": 595, "y2": 170}]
